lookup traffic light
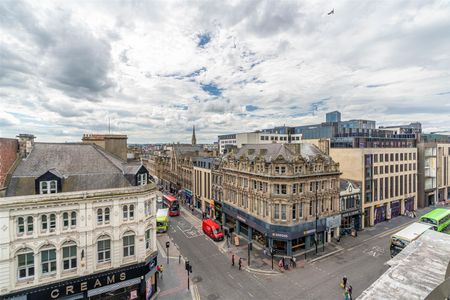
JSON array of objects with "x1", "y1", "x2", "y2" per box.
[
  {"x1": 188, "y1": 264, "x2": 192, "y2": 273},
  {"x1": 185, "y1": 260, "x2": 189, "y2": 271}
]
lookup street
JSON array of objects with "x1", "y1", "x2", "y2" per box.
[{"x1": 157, "y1": 205, "x2": 430, "y2": 300}]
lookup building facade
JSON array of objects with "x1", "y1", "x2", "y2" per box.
[
  {"x1": 192, "y1": 157, "x2": 213, "y2": 214},
  {"x1": 330, "y1": 148, "x2": 418, "y2": 228},
  {"x1": 221, "y1": 143, "x2": 341, "y2": 256},
  {"x1": 0, "y1": 185, "x2": 158, "y2": 300},
  {"x1": 417, "y1": 138, "x2": 450, "y2": 207},
  {"x1": 1, "y1": 134, "x2": 159, "y2": 300},
  {"x1": 339, "y1": 179, "x2": 362, "y2": 233},
  {"x1": 0, "y1": 138, "x2": 18, "y2": 195}
]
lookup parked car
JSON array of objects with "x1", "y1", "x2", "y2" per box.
[{"x1": 202, "y1": 219, "x2": 224, "y2": 241}]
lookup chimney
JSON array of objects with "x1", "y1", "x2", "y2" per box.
[
  {"x1": 82, "y1": 134, "x2": 128, "y2": 161},
  {"x1": 318, "y1": 139, "x2": 330, "y2": 155},
  {"x1": 17, "y1": 134, "x2": 35, "y2": 158}
]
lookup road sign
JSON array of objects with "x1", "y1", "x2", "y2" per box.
[{"x1": 166, "y1": 241, "x2": 170, "y2": 248}]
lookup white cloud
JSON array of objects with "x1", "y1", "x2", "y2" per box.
[{"x1": 0, "y1": 0, "x2": 449, "y2": 143}]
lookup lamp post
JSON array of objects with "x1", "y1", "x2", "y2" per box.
[
  {"x1": 270, "y1": 247, "x2": 274, "y2": 270},
  {"x1": 185, "y1": 260, "x2": 192, "y2": 290},
  {"x1": 166, "y1": 241, "x2": 170, "y2": 264},
  {"x1": 248, "y1": 242, "x2": 252, "y2": 266}
]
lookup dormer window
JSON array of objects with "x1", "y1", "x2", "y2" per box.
[
  {"x1": 40, "y1": 180, "x2": 57, "y2": 194},
  {"x1": 137, "y1": 173, "x2": 148, "y2": 186}
]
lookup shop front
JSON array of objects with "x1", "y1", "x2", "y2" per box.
[
  {"x1": 223, "y1": 203, "x2": 327, "y2": 256},
  {"x1": 405, "y1": 197, "x2": 415, "y2": 212},
  {"x1": 184, "y1": 189, "x2": 193, "y2": 205},
  {"x1": 374, "y1": 204, "x2": 386, "y2": 225},
  {"x1": 390, "y1": 201, "x2": 400, "y2": 218},
  {"x1": 213, "y1": 201, "x2": 222, "y2": 223},
  {"x1": 5, "y1": 254, "x2": 158, "y2": 300},
  {"x1": 341, "y1": 209, "x2": 361, "y2": 233}
]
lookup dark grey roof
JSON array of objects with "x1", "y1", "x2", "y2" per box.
[
  {"x1": 228, "y1": 143, "x2": 330, "y2": 163},
  {"x1": 340, "y1": 179, "x2": 361, "y2": 191},
  {"x1": 6, "y1": 143, "x2": 148, "y2": 196}
]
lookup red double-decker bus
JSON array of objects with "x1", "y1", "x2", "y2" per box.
[{"x1": 163, "y1": 195, "x2": 180, "y2": 216}]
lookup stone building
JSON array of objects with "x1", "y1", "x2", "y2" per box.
[
  {"x1": 0, "y1": 137, "x2": 19, "y2": 196},
  {"x1": 339, "y1": 179, "x2": 362, "y2": 233},
  {"x1": 330, "y1": 148, "x2": 418, "y2": 228},
  {"x1": 1, "y1": 136, "x2": 158, "y2": 300},
  {"x1": 221, "y1": 143, "x2": 341, "y2": 256}
]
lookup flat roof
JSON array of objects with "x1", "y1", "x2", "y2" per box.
[{"x1": 358, "y1": 230, "x2": 450, "y2": 300}]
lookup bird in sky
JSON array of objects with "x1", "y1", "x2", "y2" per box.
[{"x1": 328, "y1": 9, "x2": 334, "y2": 15}]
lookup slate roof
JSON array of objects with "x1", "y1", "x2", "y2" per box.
[
  {"x1": 227, "y1": 143, "x2": 331, "y2": 163},
  {"x1": 6, "y1": 143, "x2": 148, "y2": 196},
  {"x1": 339, "y1": 179, "x2": 361, "y2": 191}
]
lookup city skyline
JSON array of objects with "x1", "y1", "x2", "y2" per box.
[{"x1": 1, "y1": 0, "x2": 450, "y2": 144}]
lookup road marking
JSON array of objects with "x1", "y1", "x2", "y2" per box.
[
  {"x1": 248, "y1": 292, "x2": 254, "y2": 298},
  {"x1": 237, "y1": 282, "x2": 243, "y2": 288},
  {"x1": 191, "y1": 284, "x2": 201, "y2": 300},
  {"x1": 228, "y1": 273, "x2": 234, "y2": 279}
]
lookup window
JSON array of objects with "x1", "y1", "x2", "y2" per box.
[
  {"x1": 309, "y1": 201, "x2": 313, "y2": 216},
  {"x1": 70, "y1": 212, "x2": 76, "y2": 227},
  {"x1": 97, "y1": 237, "x2": 111, "y2": 263},
  {"x1": 310, "y1": 182, "x2": 313, "y2": 192},
  {"x1": 380, "y1": 154, "x2": 384, "y2": 162},
  {"x1": 292, "y1": 204, "x2": 297, "y2": 220},
  {"x1": 145, "y1": 229, "x2": 151, "y2": 250},
  {"x1": 374, "y1": 166, "x2": 378, "y2": 175},
  {"x1": 281, "y1": 204, "x2": 287, "y2": 220},
  {"x1": 41, "y1": 248, "x2": 56, "y2": 274},
  {"x1": 104, "y1": 208, "x2": 110, "y2": 223},
  {"x1": 123, "y1": 206, "x2": 128, "y2": 220},
  {"x1": 97, "y1": 209, "x2": 103, "y2": 224},
  {"x1": 26, "y1": 216, "x2": 33, "y2": 234},
  {"x1": 17, "y1": 217, "x2": 25, "y2": 234},
  {"x1": 292, "y1": 184, "x2": 297, "y2": 194},
  {"x1": 40, "y1": 180, "x2": 57, "y2": 194},
  {"x1": 299, "y1": 183, "x2": 304, "y2": 193},
  {"x1": 129, "y1": 205, "x2": 134, "y2": 220},
  {"x1": 62, "y1": 244, "x2": 77, "y2": 271},
  {"x1": 395, "y1": 153, "x2": 399, "y2": 161},
  {"x1": 299, "y1": 203, "x2": 303, "y2": 218},
  {"x1": 385, "y1": 154, "x2": 389, "y2": 162},
  {"x1": 17, "y1": 250, "x2": 34, "y2": 279},
  {"x1": 63, "y1": 212, "x2": 69, "y2": 228},
  {"x1": 41, "y1": 215, "x2": 47, "y2": 231},
  {"x1": 137, "y1": 173, "x2": 148, "y2": 186},
  {"x1": 49, "y1": 214, "x2": 56, "y2": 231},
  {"x1": 274, "y1": 204, "x2": 280, "y2": 220},
  {"x1": 123, "y1": 234, "x2": 135, "y2": 257}
]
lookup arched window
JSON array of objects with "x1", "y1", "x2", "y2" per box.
[
  {"x1": 97, "y1": 236, "x2": 111, "y2": 263},
  {"x1": 41, "y1": 215, "x2": 48, "y2": 231},
  {"x1": 97, "y1": 209, "x2": 103, "y2": 224},
  {"x1": 17, "y1": 248, "x2": 34, "y2": 280},
  {"x1": 26, "y1": 216, "x2": 33, "y2": 234},
  {"x1": 49, "y1": 214, "x2": 56, "y2": 231},
  {"x1": 129, "y1": 205, "x2": 134, "y2": 220},
  {"x1": 123, "y1": 232, "x2": 135, "y2": 257},
  {"x1": 63, "y1": 212, "x2": 69, "y2": 228},
  {"x1": 104, "y1": 208, "x2": 110, "y2": 223},
  {"x1": 123, "y1": 206, "x2": 128, "y2": 220},
  {"x1": 17, "y1": 217, "x2": 25, "y2": 234},
  {"x1": 62, "y1": 241, "x2": 77, "y2": 271},
  {"x1": 71, "y1": 212, "x2": 76, "y2": 227},
  {"x1": 41, "y1": 247, "x2": 56, "y2": 274}
]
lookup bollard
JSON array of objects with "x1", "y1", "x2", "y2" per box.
[{"x1": 179, "y1": 255, "x2": 181, "y2": 264}]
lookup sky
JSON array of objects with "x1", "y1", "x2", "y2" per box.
[{"x1": 1, "y1": 0, "x2": 450, "y2": 144}]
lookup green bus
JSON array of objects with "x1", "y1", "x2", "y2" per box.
[
  {"x1": 419, "y1": 208, "x2": 450, "y2": 232},
  {"x1": 156, "y1": 208, "x2": 169, "y2": 233}
]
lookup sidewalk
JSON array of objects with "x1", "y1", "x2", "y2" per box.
[{"x1": 157, "y1": 235, "x2": 193, "y2": 300}]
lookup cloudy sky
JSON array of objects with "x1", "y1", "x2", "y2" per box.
[{"x1": 1, "y1": 0, "x2": 450, "y2": 143}]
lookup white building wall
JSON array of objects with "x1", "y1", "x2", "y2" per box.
[{"x1": 0, "y1": 185, "x2": 157, "y2": 296}]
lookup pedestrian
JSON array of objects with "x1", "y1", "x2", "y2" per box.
[
  {"x1": 159, "y1": 265, "x2": 164, "y2": 278},
  {"x1": 341, "y1": 276, "x2": 347, "y2": 289},
  {"x1": 232, "y1": 254, "x2": 235, "y2": 266},
  {"x1": 238, "y1": 258, "x2": 242, "y2": 270},
  {"x1": 348, "y1": 285, "x2": 353, "y2": 300},
  {"x1": 263, "y1": 248, "x2": 267, "y2": 256},
  {"x1": 291, "y1": 256, "x2": 296, "y2": 268}
]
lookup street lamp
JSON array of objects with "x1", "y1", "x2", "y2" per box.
[
  {"x1": 270, "y1": 247, "x2": 275, "y2": 270},
  {"x1": 166, "y1": 241, "x2": 170, "y2": 264},
  {"x1": 185, "y1": 260, "x2": 192, "y2": 290}
]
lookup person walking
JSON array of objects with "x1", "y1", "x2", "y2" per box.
[
  {"x1": 158, "y1": 265, "x2": 164, "y2": 279},
  {"x1": 348, "y1": 285, "x2": 353, "y2": 300},
  {"x1": 238, "y1": 258, "x2": 242, "y2": 270},
  {"x1": 232, "y1": 254, "x2": 235, "y2": 266}
]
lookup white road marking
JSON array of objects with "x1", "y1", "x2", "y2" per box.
[
  {"x1": 237, "y1": 282, "x2": 243, "y2": 288},
  {"x1": 228, "y1": 273, "x2": 234, "y2": 279},
  {"x1": 248, "y1": 292, "x2": 254, "y2": 298}
]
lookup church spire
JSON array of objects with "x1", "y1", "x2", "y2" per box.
[{"x1": 191, "y1": 125, "x2": 197, "y2": 145}]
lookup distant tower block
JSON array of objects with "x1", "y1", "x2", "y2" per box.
[{"x1": 326, "y1": 111, "x2": 341, "y2": 123}]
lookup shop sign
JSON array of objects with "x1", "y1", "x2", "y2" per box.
[
  {"x1": 236, "y1": 214, "x2": 246, "y2": 223},
  {"x1": 342, "y1": 210, "x2": 360, "y2": 218},
  {"x1": 326, "y1": 215, "x2": 342, "y2": 229},
  {"x1": 304, "y1": 229, "x2": 316, "y2": 235},
  {"x1": 271, "y1": 232, "x2": 289, "y2": 239},
  {"x1": 19, "y1": 263, "x2": 148, "y2": 300}
]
